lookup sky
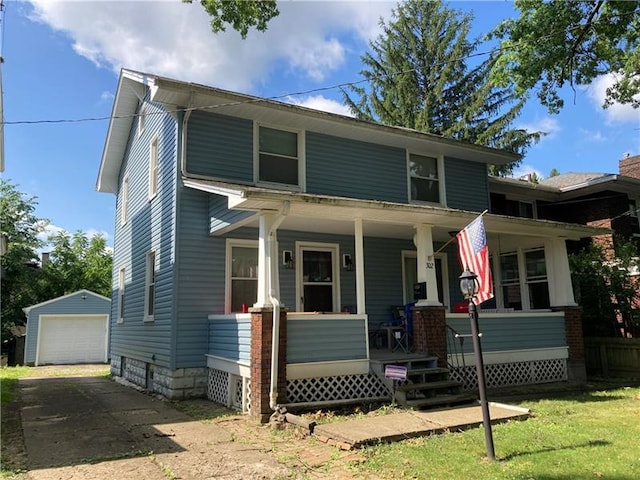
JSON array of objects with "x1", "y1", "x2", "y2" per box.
[{"x1": 2, "y1": 0, "x2": 639, "y2": 249}]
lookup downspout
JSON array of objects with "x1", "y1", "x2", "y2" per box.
[
  {"x1": 268, "y1": 201, "x2": 289, "y2": 410},
  {"x1": 180, "y1": 93, "x2": 195, "y2": 178}
]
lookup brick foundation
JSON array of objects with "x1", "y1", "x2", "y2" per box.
[
  {"x1": 553, "y1": 306, "x2": 586, "y2": 382},
  {"x1": 250, "y1": 307, "x2": 287, "y2": 423},
  {"x1": 412, "y1": 305, "x2": 447, "y2": 368}
]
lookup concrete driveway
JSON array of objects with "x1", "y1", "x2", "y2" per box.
[{"x1": 19, "y1": 374, "x2": 290, "y2": 479}]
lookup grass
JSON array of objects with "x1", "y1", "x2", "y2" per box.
[{"x1": 351, "y1": 385, "x2": 640, "y2": 480}]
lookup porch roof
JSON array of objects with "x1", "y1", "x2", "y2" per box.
[{"x1": 183, "y1": 177, "x2": 608, "y2": 243}]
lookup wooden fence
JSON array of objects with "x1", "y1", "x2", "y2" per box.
[{"x1": 584, "y1": 337, "x2": 640, "y2": 378}]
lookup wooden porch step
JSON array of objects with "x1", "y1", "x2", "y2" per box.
[
  {"x1": 404, "y1": 392, "x2": 477, "y2": 410},
  {"x1": 405, "y1": 367, "x2": 450, "y2": 377},
  {"x1": 397, "y1": 379, "x2": 461, "y2": 393}
]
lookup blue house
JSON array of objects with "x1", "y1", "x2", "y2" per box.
[
  {"x1": 97, "y1": 70, "x2": 603, "y2": 420},
  {"x1": 23, "y1": 290, "x2": 110, "y2": 366}
]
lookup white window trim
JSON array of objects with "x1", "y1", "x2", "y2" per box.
[
  {"x1": 144, "y1": 251, "x2": 156, "y2": 322},
  {"x1": 117, "y1": 267, "x2": 125, "y2": 324},
  {"x1": 120, "y1": 175, "x2": 129, "y2": 227},
  {"x1": 295, "y1": 241, "x2": 341, "y2": 312},
  {"x1": 496, "y1": 247, "x2": 551, "y2": 311},
  {"x1": 407, "y1": 151, "x2": 446, "y2": 207},
  {"x1": 137, "y1": 102, "x2": 146, "y2": 137},
  {"x1": 149, "y1": 135, "x2": 159, "y2": 200},
  {"x1": 253, "y1": 122, "x2": 306, "y2": 191},
  {"x1": 225, "y1": 239, "x2": 259, "y2": 314}
]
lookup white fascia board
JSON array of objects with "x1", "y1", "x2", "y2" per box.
[{"x1": 23, "y1": 289, "x2": 110, "y2": 314}]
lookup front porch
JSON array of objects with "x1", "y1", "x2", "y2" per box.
[{"x1": 205, "y1": 306, "x2": 579, "y2": 420}]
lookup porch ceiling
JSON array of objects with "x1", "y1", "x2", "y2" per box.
[{"x1": 184, "y1": 177, "x2": 609, "y2": 242}]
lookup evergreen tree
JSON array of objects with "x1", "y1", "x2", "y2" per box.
[
  {"x1": 343, "y1": 0, "x2": 540, "y2": 175},
  {"x1": 548, "y1": 167, "x2": 561, "y2": 177}
]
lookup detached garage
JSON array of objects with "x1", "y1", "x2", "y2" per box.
[{"x1": 24, "y1": 290, "x2": 110, "y2": 366}]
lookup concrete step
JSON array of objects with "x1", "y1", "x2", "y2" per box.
[{"x1": 404, "y1": 392, "x2": 477, "y2": 410}]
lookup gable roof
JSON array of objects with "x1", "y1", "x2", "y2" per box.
[
  {"x1": 23, "y1": 290, "x2": 111, "y2": 314},
  {"x1": 97, "y1": 69, "x2": 521, "y2": 194}
]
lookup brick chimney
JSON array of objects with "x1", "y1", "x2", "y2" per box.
[{"x1": 619, "y1": 153, "x2": 640, "y2": 180}]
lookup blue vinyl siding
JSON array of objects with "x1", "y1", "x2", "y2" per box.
[
  {"x1": 186, "y1": 111, "x2": 253, "y2": 181},
  {"x1": 209, "y1": 194, "x2": 253, "y2": 234},
  {"x1": 306, "y1": 132, "x2": 407, "y2": 202},
  {"x1": 287, "y1": 318, "x2": 368, "y2": 363},
  {"x1": 208, "y1": 317, "x2": 251, "y2": 362},
  {"x1": 444, "y1": 157, "x2": 490, "y2": 211},
  {"x1": 24, "y1": 292, "x2": 110, "y2": 364},
  {"x1": 446, "y1": 313, "x2": 567, "y2": 353},
  {"x1": 110, "y1": 94, "x2": 177, "y2": 368}
]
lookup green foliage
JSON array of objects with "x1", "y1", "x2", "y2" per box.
[
  {"x1": 0, "y1": 180, "x2": 113, "y2": 342},
  {"x1": 354, "y1": 385, "x2": 640, "y2": 479},
  {"x1": 569, "y1": 238, "x2": 640, "y2": 337},
  {"x1": 548, "y1": 167, "x2": 560, "y2": 177},
  {"x1": 190, "y1": 0, "x2": 279, "y2": 38},
  {"x1": 490, "y1": 0, "x2": 640, "y2": 113},
  {"x1": 343, "y1": 0, "x2": 540, "y2": 176},
  {"x1": 0, "y1": 180, "x2": 48, "y2": 340},
  {"x1": 43, "y1": 231, "x2": 113, "y2": 299}
]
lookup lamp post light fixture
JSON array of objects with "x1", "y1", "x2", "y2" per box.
[{"x1": 459, "y1": 267, "x2": 496, "y2": 461}]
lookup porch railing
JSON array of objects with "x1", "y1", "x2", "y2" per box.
[{"x1": 446, "y1": 324, "x2": 467, "y2": 371}]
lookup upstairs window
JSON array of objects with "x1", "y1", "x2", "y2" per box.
[
  {"x1": 409, "y1": 153, "x2": 440, "y2": 204},
  {"x1": 257, "y1": 125, "x2": 301, "y2": 187},
  {"x1": 149, "y1": 136, "x2": 159, "y2": 200},
  {"x1": 144, "y1": 251, "x2": 156, "y2": 322}
]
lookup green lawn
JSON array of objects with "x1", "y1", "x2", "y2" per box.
[{"x1": 353, "y1": 385, "x2": 640, "y2": 479}]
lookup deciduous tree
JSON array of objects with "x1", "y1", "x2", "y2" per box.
[
  {"x1": 189, "y1": 0, "x2": 279, "y2": 38},
  {"x1": 490, "y1": 0, "x2": 639, "y2": 113}
]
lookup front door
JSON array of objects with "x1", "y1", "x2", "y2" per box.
[
  {"x1": 402, "y1": 251, "x2": 449, "y2": 307},
  {"x1": 296, "y1": 243, "x2": 340, "y2": 312}
]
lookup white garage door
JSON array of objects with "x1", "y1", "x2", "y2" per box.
[{"x1": 37, "y1": 315, "x2": 108, "y2": 365}]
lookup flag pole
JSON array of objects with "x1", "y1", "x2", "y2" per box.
[{"x1": 433, "y1": 209, "x2": 488, "y2": 256}]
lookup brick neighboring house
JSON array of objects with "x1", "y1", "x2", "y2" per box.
[{"x1": 489, "y1": 154, "x2": 640, "y2": 336}]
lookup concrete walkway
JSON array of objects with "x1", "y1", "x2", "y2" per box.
[
  {"x1": 313, "y1": 403, "x2": 530, "y2": 449},
  {"x1": 19, "y1": 375, "x2": 289, "y2": 479}
]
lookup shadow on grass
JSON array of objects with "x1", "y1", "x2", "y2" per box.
[
  {"x1": 490, "y1": 379, "x2": 640, "y2": 404},
  {"x1": 501, "y1": 439, "x2": 610, "y2": 461}
]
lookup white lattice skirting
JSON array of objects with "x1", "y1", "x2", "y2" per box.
[
  {"x1": 287, "y1": 373, "x2": 390, "y2": 404},
  {"x1": 450, "y1": 358, "x2": 568, "y2": 390},
  {"x1": 207, "y1": 368, "x2": 252, "y2": 413}
]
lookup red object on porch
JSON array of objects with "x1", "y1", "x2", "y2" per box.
[{"x1": 454, "y1": 302, "x2": 469, "y2": 313}]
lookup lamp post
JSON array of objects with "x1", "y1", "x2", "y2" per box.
[{"x1": 459, "y1": 267, "x2": 495, "y2": 461}]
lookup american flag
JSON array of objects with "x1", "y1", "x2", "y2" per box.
[{"x1": 456, "y1": 215, "x2": 494, "y2": 305}]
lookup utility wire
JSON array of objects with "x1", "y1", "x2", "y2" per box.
[{"x1": 1, "y1": 7, "x2": 636, "y2": 127}]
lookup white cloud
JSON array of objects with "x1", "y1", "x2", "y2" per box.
[
  {"x1": 517, "y1": 116, "x2": 561, "y2": 141},
  {"x1": 511, "y1": 164, "x2": 545, "y2": 181},
  {"x1": 586, "y1": 74, "x2": 640, "y2": 124},
  {"x1": 85, "y1": 229, "x2": 110, "y2": 241},
  {"x1": 36, "y1": 222, "x2": 65, "y2": 244},
  {"x1": 28, "y1": 0, "x2": 393, "y2": 93},
  {"x1": 285, "y1": 95, "x2": 353, "y2": 116},
  {"x1": 577, "y1": 128, "x2": 606, "y2": 143},
  {"x1": 99, "y1": 91, "x2": 114, "y2": 103}
]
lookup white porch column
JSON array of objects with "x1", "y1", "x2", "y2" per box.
[
  {"x1": 255, "y1": 212, "x2": 278, "y2": 308},
  {"x1": 544, "y1": 237, "x2": 577, "y2": 307},
  {"x1": 414, "y1": 224, "x2": 442, "y2": 306},
  {"x1": 354, "y1": 218, "x2": 366, "y2": 314}
]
